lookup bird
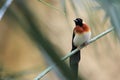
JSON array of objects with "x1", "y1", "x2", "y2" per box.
[{"x1": 70, "y1": 18, "x2": 91, "y2": 79}]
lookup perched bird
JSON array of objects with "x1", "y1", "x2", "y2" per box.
[{"x1": 70, "y1": 18, "x2": 91, "y2": 79}]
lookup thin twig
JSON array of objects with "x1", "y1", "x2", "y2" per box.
[
  {"x1": 34, "y1": 27, "x2": 114, "y2": 80},
  {"x1": 38, "y1": 0, "x2": 65, "y2": 15},
  {"x1": 0, "y1": 0, "x2": 13, "y2": 21}
]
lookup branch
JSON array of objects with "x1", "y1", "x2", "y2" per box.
[
  {"x1": 34, "y1": 27, "x2": 114, "y2": 80},
  {"x1": 38, "y1": 0, "x2": 65, "y2": 15},
  {"x1": 0, "y1": 0, "x2": 13, "y2": 21}
]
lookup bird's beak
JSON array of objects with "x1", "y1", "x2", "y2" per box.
[{"x1": 74, "y1": 20, "x2": 77, "y2": 23}]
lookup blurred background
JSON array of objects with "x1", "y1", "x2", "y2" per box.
[{"x1": 0, "y1": 0, "x2": 120, "y2": 80}]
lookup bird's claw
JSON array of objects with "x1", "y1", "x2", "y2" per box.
[{"x1": 77, "y1": 42, "x2": 88, "y2": 50}]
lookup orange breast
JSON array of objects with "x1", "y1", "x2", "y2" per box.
[{"x1": 74, "y1": 24, "x2": 90, "y2": 34}]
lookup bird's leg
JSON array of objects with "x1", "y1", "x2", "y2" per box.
[
  {"x1": 77, "y1": 41, "x2": 88, "y2": 50},
  {"x1": 82, "y1": 41, "x2": 88, "y2": 47}
]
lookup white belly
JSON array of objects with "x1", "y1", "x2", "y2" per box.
[{"x1": 73, "y1": 31, "x2": 91, "y2": 47}]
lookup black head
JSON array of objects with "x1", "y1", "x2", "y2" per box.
[{"x1": 74, "y1": 18, "x2": 83, "y2": 26}]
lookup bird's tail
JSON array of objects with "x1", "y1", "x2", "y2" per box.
[{"x1": 70, "y1": 46, "x2": 81, "y2": 80}]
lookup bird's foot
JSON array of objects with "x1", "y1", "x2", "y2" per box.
[
  {"x1": 77, "y1": 42, "x2": 88, "y2": 50},
  {"x1": 81, "y1": 42, "x2": 88, "y2": 47}
]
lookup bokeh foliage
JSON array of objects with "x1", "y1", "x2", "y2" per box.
[{"x1": 0, "y1": 0, "x2": 120, "y2": 80}]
